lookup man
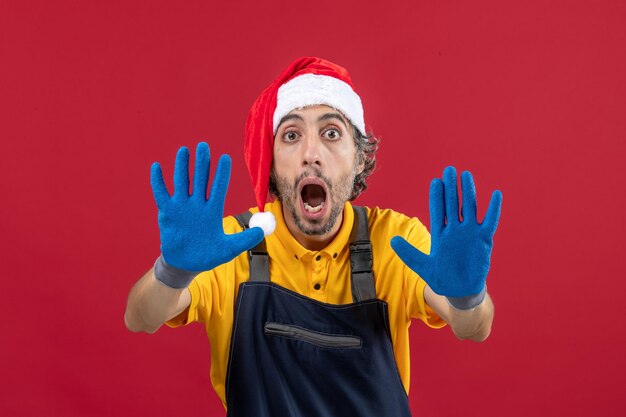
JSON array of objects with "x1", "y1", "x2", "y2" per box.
[{"x1": 124, "y1": 57, "x2": 502, "y2": 416}]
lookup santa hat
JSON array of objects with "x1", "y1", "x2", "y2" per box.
[{"x1": 244, "y1": 56, "x2": 366, "y2": 236}]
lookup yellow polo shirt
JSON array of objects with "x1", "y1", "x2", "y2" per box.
[{"x1": 167, "y1": 200, "x2": 446, "y2": 407}]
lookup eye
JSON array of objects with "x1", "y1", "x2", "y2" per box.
[
  {"x1": 283, "y1": 131, "x2": 299, "y2": 142},
  {"x1": 322, "y1": 128, "x2": 341, "y2": 140}
]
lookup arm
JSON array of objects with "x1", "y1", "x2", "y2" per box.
[
  {"x1": 424, "y1": 284, "x2": 494, "y2": 342},
  {"x1": 392, "y1": 166, "x2": 502, "y2": 341},
  {"x1": 124, "y1": 267, "x2": 191, "y2": 334},
  {"x1": 124, "y1": 142, "x2": 264, "y2": 334}
]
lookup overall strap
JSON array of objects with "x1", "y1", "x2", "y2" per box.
[
  {"x1": 349, "y1": 206, "x2": 376, "y2": 302},
  {"x1": 234, "y1": 212, "x2": 270, "y2": 283}
]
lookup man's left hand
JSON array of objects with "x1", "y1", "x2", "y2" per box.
[{"x1": 391, "y1": 167, "x2": 502, "y2": 309}]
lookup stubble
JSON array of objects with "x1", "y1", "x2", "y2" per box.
[{"x1": 271, "y1": 166, "x2": 357, "y2": 236}]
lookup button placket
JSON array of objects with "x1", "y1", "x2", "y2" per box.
[{"x1": 311, "y1": 253, "x2": 328, "y2": 294}]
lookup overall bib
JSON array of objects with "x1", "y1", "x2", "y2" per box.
[{"x1": 226, "y1": 207, "x2": 412, "y2": 417}]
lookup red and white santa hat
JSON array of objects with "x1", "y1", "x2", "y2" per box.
[{"x1": 244, "y1": 56, "x2": 366, "y2": 236}]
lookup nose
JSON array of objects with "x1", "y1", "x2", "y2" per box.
[{"x1": 301, "y1": 136, "x2": 322, "y2": 167}]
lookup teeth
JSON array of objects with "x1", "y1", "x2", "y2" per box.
[{"x1": 304, "y1": 202, "x2": 325, "y2": 213}]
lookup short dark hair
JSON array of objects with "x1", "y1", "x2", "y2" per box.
[
  {"x1": 268, "y1": 124, "x2": 380, "y2": 200},
  {"x1": 349, "y1": 125, "x2": 379, "y2": 200}
]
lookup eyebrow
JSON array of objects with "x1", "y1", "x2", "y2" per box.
[
  {"x1": 317, "y1": 112, "x2": 348, "y2": 128},
  {"x1": 276, "y1": 112, "x2": 349, "y2": 130},
  {"x1": 277, "y1": 114, "x2": 304, "y2": 129}
]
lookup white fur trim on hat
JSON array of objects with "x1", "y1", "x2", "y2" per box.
[
  {"x1": 273, "y1": 73, "x2": 366, "y2": 135},
  {"x1": 249, "y1": 211, "x2": 276, "y2": 237}
]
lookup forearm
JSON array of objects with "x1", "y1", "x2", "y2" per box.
[
  {"x1": 424, "y1": 285, "x2": 494, "y2": 342},
  {"x1": 124, "y1": 267, "x2": 191, "y2": 334},
  {"x1": 446, "y1": 293, "x2": 494, "y2": 342}
]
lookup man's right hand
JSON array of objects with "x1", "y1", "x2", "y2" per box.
[{"x1": 150, "y1": 142, "x2": 264, "y2": 286}]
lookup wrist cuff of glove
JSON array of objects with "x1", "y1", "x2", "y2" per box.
[
  {"x1": 446, "y1": 286, "x2": 487, "y2": 310},
  {"x1": 154, "y1": 255, "x2": 198, "y2": 289}
]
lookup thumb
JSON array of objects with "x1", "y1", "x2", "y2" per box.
[
  {"x1": 226, "y1": 227, "x2": 265, "y2": 257},
  {"x1": 391, "y1": 236, "x2": 430, "y2": 277}
]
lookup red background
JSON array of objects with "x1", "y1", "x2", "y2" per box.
[{"x1": 1, "y1": 1, "x2": 625, "y2": 416}]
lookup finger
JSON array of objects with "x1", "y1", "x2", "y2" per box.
[
  {"x1": 482, "y1": 190, "x2": 503, "y2": 237},
  {"x1": 429, "y1": 178, "x2": 445, "y2": 237},
  {"x1": 193, "y1": 142, "x2": 211, "y2": 200},
  {"x1": 226, "y1": 227, "x2": 265, "y2": 257},
  {"x1": 173, "y1": 146, "x2": 190, "y2": 199},
  {"x1": 150, "y1": 162, "x2": 171, "y2": 208},
  {"x1": 443, "y1": 166, "x2": 460, "y2": 224},
  {"x1": 461, "y1": 171, "x2": 478, "y2": 223},
  {"x1": 390, "y1": 236, "x2": 430, "y2": 278},
  {"x1": 208, "y1": 154, "x2": 232, "y2": 215}
]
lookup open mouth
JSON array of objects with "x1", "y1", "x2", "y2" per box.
[{"x1": 299, "y1": 178, "x2": 328, "y2": 218}]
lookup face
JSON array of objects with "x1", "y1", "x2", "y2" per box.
[{"x1": 272, "y1": 105, "x2": 363, "y2": 245}]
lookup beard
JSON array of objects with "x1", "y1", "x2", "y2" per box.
[{"x1": 271, "y1": 166, "x2": 357, "y2": 236}]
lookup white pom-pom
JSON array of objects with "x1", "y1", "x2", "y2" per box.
[{"x1": 249, "y1": 212, "x2": 276, "y2": 237}]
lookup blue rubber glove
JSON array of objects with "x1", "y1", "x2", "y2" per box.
[
  {"x1": 150, "y1": 142, "x2": 264, "y2": 287},
  {"x1": 391, "y1": 167, "x2": 502, "y2": 309}
]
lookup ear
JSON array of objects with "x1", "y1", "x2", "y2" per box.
[
  {"x1": 356, "y1": 157, "x2": 366, "y2": 176},
  {"x1": 354, "y1": 142, "x2": 366, "y2": 176}
]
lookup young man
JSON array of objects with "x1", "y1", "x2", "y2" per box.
[{"x1": 124, "y1": 57, "x2": 502, "y2": 416}]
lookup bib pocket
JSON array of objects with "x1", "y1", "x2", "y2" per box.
[{"x1": 264, "y1": 322, "x2": 362, "y2": 349}]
